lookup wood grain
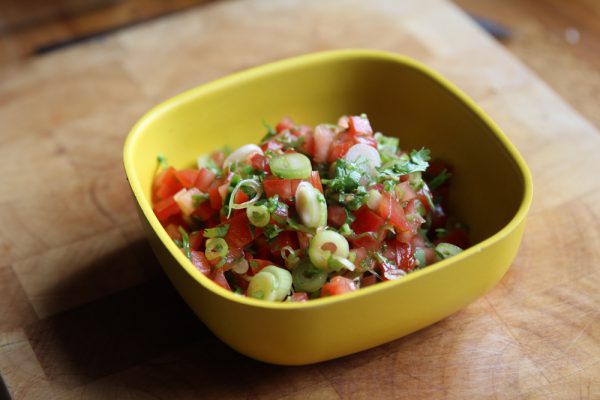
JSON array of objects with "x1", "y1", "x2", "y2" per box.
[{"x1": 0, "y1": 0, "x2": 599, "y2": 398}]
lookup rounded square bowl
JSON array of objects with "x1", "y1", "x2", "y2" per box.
[{"x1": 123, "y1": 49, "x2": 532, "y2": 365}]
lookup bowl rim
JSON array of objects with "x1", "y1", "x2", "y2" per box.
[{"x1": 123, "y1": 48, "x2": 533, "y2": 310}]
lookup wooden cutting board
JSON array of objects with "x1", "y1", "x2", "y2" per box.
[{"x1": 1, "y1": 0, "x2": 599, "y2": 398}]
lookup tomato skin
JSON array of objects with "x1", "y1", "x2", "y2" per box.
[
  {"x1": 189, "y1": 231, "x2": 204, "y2": 250},
  {"x1": 211, "y1": 269, "x2": 231, "y2": 291},
  {"x1": 348, "y1": 115, "x2": 373, "y2": 135},
  {"x1": 250, "y1": 153, "x2": 270, "y2": 173},
  {"x1": 378, "y1": 192, "x2": 410, "y2": 232},
  {"x1": 360, "y1": 274, "x2": 377, "y2": 287},
  {"x1": 224, "y1": 213, "x2": 255, "y2": 249},
  {"x1": 351, "y1": 206, "x2": 385, "y2": 234},
  {"x1": 209, "y1": 187, "x2": 222, "y2": 210},
  {"x1": 234, "y1": 191, "x2": 249, "y2": 205},
  {"x1": 263, "y1": 177, "x2": 293, "y2": 200},
  {"x1": 191, "y1": 250, "x2": 211, "y2": 276},
  {"x1": 297, "y1": 231, "x2": 310, "y2": 250},
  {"x1": 175, "y1": 169, "x2": 200, "y2": 189},
  {"x1": 195, "y1": 168, "x2": 216, "y2": 192},
  {"x1": 290, "y1": 292, "x2": 309, "y2": 302},
  {"x1": 154, "y1": 196, "x2": 181, "y2": 222},
  {"x1": 276, "y1": 116, "x2": 295, "y2": 133},
  {"x1": 310, "y1": 171, "x2": 323, "y2": 193},
  {"x1": 192, "y1": 200, "x2": 217, "y2": 221},
  {"x1": 321, "y1": 276, "x2": 357, "y2": 297},
  {"x1": 248, "y1": 258, "x2": 275, "y2": 275},
  {"x1": 404, "y1": 198, "x2": 426, "y2": 233},
  {"x1": 327, "y1": 205, "x2": 347, "y2": 228},
  {"x1": 154, "y1": 167, "x2": 183, "y2": 201},
  {"x1": 435, "y1": 228, "x2": 469, "y2": 249}
]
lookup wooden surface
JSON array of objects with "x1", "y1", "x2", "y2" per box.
[{"x1": 1, "y1": 0, "x2": 599, "y2": 398}]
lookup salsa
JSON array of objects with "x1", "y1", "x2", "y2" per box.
[{"x1": 152, "y1": 115, "x2": 468, "y2": 302}]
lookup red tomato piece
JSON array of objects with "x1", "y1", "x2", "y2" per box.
[
  {"x1": 191, "y1": 250, "x2": 211, "y2": 276},
  {"x1": 154, "y1": 196, "x2": 181, "y2": 222},
  {"x1": 224, "y1": 213, "x2": 255, "y2": 249},
  {"x1": 165, "y1": 224, "x2": 182, "y2": 241},
  {"x1": 351, "y1": 206, "x2": 385, "y2": 235},
  {"x1": 435, "y1": 228, "x2": 469, "y2": 249},
  {"x1": 378, "y1": 192, "x2": 410, "y2": 232},
  {"x1": 349, "y1": 233, "x2": 381, "y2": 251},
  {"x1": 263, "y1": 177, "x2": 293, "y2": 200},
  {"x1": 310, "y1": 171, "x2": 323, "y2": 193},
  {"x1": 175, "y1": 169, "x2": 200, "y2": 189},
  {"x1": 209, "y1": 187, "x2": 222, "y2": 210},
  {"x1": 321, "y1": 276, "x2": 357, "y2": 297},
  {"x1": 248, "y1": 258, "x2": 275, "y2": 275},
  {"x1": 276, "y1": 117, "x2": 295, "y2": 133},
  {"x1": 189, "y1": 231, "x2": 204, "y2": 250},
  {"x1": 211, "y1": 269, "x2": 231, "y2": 291},
  {"x1": 195, "y1": 168, "x2": 216, "y2": 192},
  {"x1": 234, "y1": 191, "x2": 249, "y2": 205},
  {"x1": 250, "y1": 153, "x2": 270, "y2": 173},
  {"x1": 270, "y1": 231, "x2": 299, "y2": 258},
  {"x1": 327, "y1": 205, "x2": 347, "y2": 228},
  {"x1": 297, "y1": 231, "x2": 311, "y2": 250},
  {"x1": 192, "y1": 200, "x2": 218, "y2": 221},
  {"x1": 154, "y1": 167, "x2": 183, "y2": 201},
  {"x1": 290, "y1": 292, "x2": 309, "y2": 302},
  {"x1": 360, "y1": 275, "x2": 378, "y2": 287},
  {"x1": 348, "y1": 115, "x2": 373, "y2": 135}
]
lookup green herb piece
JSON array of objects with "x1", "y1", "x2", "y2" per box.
[
  {"x1": 157, "y1": 153, "x2": 168, "y2": 169},
  {"x1": 263, "y1": 224, "x2": 283, "y2": 240},
  {"x1": 203, "y1": 224, "x2": 230, "y2": 238},
  {"x1": 191, "y1": 193, "x2": 209, "y2": 208},
  {"x1": 260, "y1": 120, "x2": 278, "y2": 143},
  {"x1": 327, "y1": 158, "x2": 363, "y2": 193},
  {"x1": 178, "y1": 227, "x2": 191, "y2": 260},
  {"x1": 428, "y1": 169, "x2": 452, "y2": 190},
  {"x1": 435, "y1": 228, "x2": 448, "y2": 238}
]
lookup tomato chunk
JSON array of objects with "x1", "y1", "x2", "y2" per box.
[
  {"x1": 154, "y1": 196, "x2": 181, "y2": 222},
  {"x1": 351, "y1": 206, "x2": 385, "y2": 234},
  {"x1": 321, "y1": 276, "x2": 357, "y2": 297},
  {"x1": 263, "y1": 177, "x2": 293, "y2": 200},
  {"x1": 224, "y1": 213, "x2": 255, "y2": 249}
]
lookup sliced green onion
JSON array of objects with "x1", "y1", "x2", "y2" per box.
[
  {"x1": 178, "y1": 227, "x2": 191, "y2": 260},
  {"x1": 246, "y1": 205, "x2": 270, "y2": 227},
  {"x1": 281, "y1": 246, "x2": 300, "y2": 268},
  {"x1": 295, "y1": 182, "x2": 327, "y2": 228},
  {"x1": 292, "y1": 261, "x2": 328, "y2": 293},
  {"x1": 328, "y1": 255, "x2": 356, "y2": 271},
  {"x1": 435, "y1": 243, "x2": 462, "y2": 260},
  {"x1": 308, "y1": 230, "x2": 350, "y2": 269},
  {"x1": 203, "y1": 224, "x2": 229, "y2": 238},
  {"x1": 223, "y1": 144, "x2": 263, "y2": 170},
  {"x1": 270, "y1": 153, "x2": 312, "y2": 179},
  {"x1": 205, "y1": 238, "x2": 228, "y2": 261},
  {"x1": 414, "y1": 247, "x2": 426, "y2": 268},
  {"x1": 227, "y1": 179, "x2": 263, "y2": 218},
  {"x1": 231, "y1": 258, "x2": 249, "y2": 274},
  {"x1": 247, "y1": 266, "x2": 292, "y2": 301}
]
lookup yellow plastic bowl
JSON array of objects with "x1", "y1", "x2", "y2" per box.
[{"x1": 124, "y1": 49, "x2": 532, "y2": 365}]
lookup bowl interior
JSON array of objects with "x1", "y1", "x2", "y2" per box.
[{"x1": 127, "y1": 52, "x2": 525, "y2": 247}]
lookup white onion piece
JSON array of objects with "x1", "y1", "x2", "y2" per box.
[
  {"x1": 223, "y1": 144, "x2": 263, "y2": 170},
  {"x1": 344, "y1": 143, "x2": 381, "y2": 179},
  {"x1": 173, "y1": 187, "x2": 202, "y2": 216}
]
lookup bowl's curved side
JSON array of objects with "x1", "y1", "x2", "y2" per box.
[{"x1": 138, "y1": 198, "x2": 527, "y2": 365}]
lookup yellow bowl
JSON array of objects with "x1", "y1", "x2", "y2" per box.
[{"x1": 123, "y1": 49, "x2": 532, "y2": 365}]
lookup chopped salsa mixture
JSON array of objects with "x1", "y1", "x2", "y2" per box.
[{"x1": 152, "y1": 115, "x2": 468, "y2": 302}]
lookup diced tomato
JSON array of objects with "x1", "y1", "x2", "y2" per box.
[
  {"x1": 348, "y1": 115, "x2": 373, "y2": 135},
  {"x1": 352, "y1": 206, "x2": 385, "y2": 235},
  {"x1": 395, "y1": 181, "x2": 417, "y2": 203},
  {"x1": 404, "y1": 199, "x2": 426, "y2": 233},
  {"x1": 250, "y1": 153, "x2": 270, "y2": 173},
  {"x1": 349, "y1": 233, "x2": 381, "y2": 250},
  {"x1": 154, "y1": 167, "x2": 183, "y2": 201},
  {"x1": 261, "y1": 140, "x2": 284, "y2": 153},
  {"x1": 263, "y1": 177, "x2": 293, "y2": 200},
  {"x1": 195, "y1": 168, "x2": 216, "y2": 192},
  {"x1": 191, "y1": 250, "x2": 211, "y2": 276},
  {"x1": 360, "y1": 274, "x2": 377, "y2": 287},
  {"x1": 165, "y1": 223, "x2": 182, "y2": 241},
  {"x1": 328, "y1": 132, "x2": 356, "y2": 162},
  {"x1": 351, "y1": 247, "x2": 369, "y2": 266},
  {"x1": 189, "y1": 231, "x2": 204, "y2": 250},
  {"x1": 252, "y1": 236, "x2": 271, "y2": 260},
  {"x1": 224, "y1": 213, "x2": 255, "y2": 249},
  {"x1": 270, "y1": 231, "x2": 299, "y2": 261},
  {"x1": 217, "y1": 179, "x2": 230, "y2": 202},
  {"x1": 327, "y1": 205, "x2": 347, "y2": 228},
  {"x1": 298, "y1": 131, "x2": 315, "y2": 157},
  {"x1": 209, "y1": 187, "x2": 222, "y2": 210},
  {"x1": 211, "y1": 269, "x2": 231, "y2": 291},
  {"x1": 435, "y1": 228, "x2": 469, "y2": 249},
  {"x1": 391, "y1": 241, "x2": 416, "y2": 273},
  {"x1": 276, "y1": 117, "x2": 295, "y2": 133},
  {"x1": 234, "y1": 191, "x2": 249, "y2": 205},
  {"x1": 354, "y1": 135, "x2": 377, "y2": 148},
  {"x1": 378, "y1": 192, "x2": 410, "y2": 232},
  {"x1": 153, "y1": 196, "x2": 181, "y2": 222},
  {"x1": 297, "y1": 231, "x2": 310, "y2": 250},
  {"x1": 248, "y1": 258, "x2": 274, "y2": 275},
  {"x1": 175, "y1": 169, "x2": 199, "y2": 189},
  {"x1": 231, "y1": 273, "x2": 250, "y2": 291},
  {"x1": 310, "y1": 171, "x2": 323, "y2": 193},
  {"x1": 313, "y1": 124, "x2": 336, "y2": 163},
  {"x1": 192, "y1": 200, "x2": 218, "y2": 221},
  {"x1": 290, "y1": 292, "x2": 309, "y2": 302},
  {"x1": 210, "y1": 151, "x2": 226, "y2": 168},
  {"x1": 321, "y1": 276, "x2": 357, "y2": 297}
]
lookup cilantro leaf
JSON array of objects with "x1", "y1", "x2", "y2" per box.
[
  {"x1": 327, "y1": 158, "x2": 363, "y2": 193},
  {"x1": 427, "y1": 168, "x2": 452, "y2": 190},
  {"x1": 178, "y1": 227, "x2": 191, "y2": 260},
  {"x1": 260, "y1": 120, "x2": 278, "y2": 143}
]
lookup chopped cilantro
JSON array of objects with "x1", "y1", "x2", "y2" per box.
[
  {"x1": 203, "y1": 224, "x2": 230, "y2": 238},
  {"x1": 428, "y1": 169, "x2": 452, "y2": 190},
  {"x1": 260, "y1": 120, "x2": 278, "y2": 143},
  {"x1": 327, "y1": 158, "x2": 363, "y2": 193},
  {"x1": 191, "y1": 193, "x2": 209, "y2": 208},
  {"x1": 263, "y1": 224, "x2": 283, "y2": 240},
  {"x1": 178, "y1": 227, "x2": 191, "y2": 260}
]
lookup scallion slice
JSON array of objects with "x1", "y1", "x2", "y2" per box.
[
  {"x1": 246, "y1": 204, "x2": 270, "y2": 227},
  {"x1": 270, "y1": 153, "x2": 312, "y2": 179},
  {"x1": 205, "y1": 238, "x2": 228, "y2": 261},
  {"x1": 308, "y1": 230, "x2": 350, "y2": 269}
]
